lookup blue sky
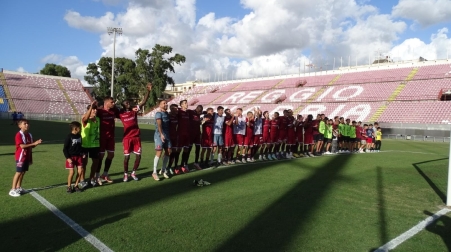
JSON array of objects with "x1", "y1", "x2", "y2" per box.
[{"x1": 0, "y1": 0, "x2": 450, "y2": 84}]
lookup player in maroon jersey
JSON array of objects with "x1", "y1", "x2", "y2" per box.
[
  {"x1": 167, "y1": 104, "x2": 180, "y2": 174},
  {"x1": 277, "y1": 110, "x2": 289, "y2": 159},
  {"x1": 94, "y1": 96, "x2": 120, "y2": 184},
  {"x1": 261, "y1": 111, "x2": 271, "y2": 160},
  {"x1": 286, "y1": 109, "x2": 296, "y2": 159},
  {"x1": 355, "y1": 121, "x2": 363, "y2": 151},
  {"x1": 294, "y1": 114, "x2": 304, "y2": 157},
  {"x1": 200, "y1": 108, "x2": 214, "y2": 166},
  {"x1": 311, "y1": 114, "x2": 320, "y2": 155},
  {"x1": 223, "y1": 108, "x2": 235, "y2": 164},
  {"x1": 303, "y1": 114, "x2": 315, "y2": 157},
  {"x1": 189, "y1": 105, "x2": 203, "y2": 170},
  {"x1": 269, "y1": 112, "x2": 280, "y2": 160},
  {"x1": 244, "y1": 111, "x2": 255, "y2": 162},
  {"x1": 177, "y1": 100, "x2": 191, "y2": 173},
  {"x1": 118, "y1": 84, "x2": 151, "y2": 182}
]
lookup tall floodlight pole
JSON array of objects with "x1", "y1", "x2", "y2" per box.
[{"x1": 107, "y1": 27, "x2": 123, "y2": 98}]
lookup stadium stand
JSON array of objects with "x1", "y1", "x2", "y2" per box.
[
  {"x1": 2, "y1": 71, "x2": 92, "y2": 114},
  {"x1": 146, "y1": 60, "x2": 451, "y2": 124},
  {"x1": 0, "y1": 85, "x2": 10, "y2": 112}
]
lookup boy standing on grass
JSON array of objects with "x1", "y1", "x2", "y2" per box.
[
  {"x1": 375, "y1": 127, "x2": 382, "y2": 152},
  {"x1": 9, "y1": 119, "x2": 42, "y2": 197},
  {"x1": 63, "y1": 121, "x2": 84, "y2": 193}
]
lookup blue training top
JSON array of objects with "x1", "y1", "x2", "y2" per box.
[{"x1": 155, "y1": 111, "x2": 170, "y2": 136}]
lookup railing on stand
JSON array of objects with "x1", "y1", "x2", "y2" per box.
[{"x1": 0, "y1": 112, "x2": 82, "y2": 122}]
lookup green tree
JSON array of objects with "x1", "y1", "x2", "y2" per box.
[
  {"x1": 84, "y1": 45, "x2": 186, "y2": 107},
  {"x1": 40, "y1": 63, "x2": 71, "y2": 77},
  {"x1": 135, "y1": 44, "x2": 186, "y2": 106},
  {"x1": 84, "y1": 57, "x2": 137, "y2": 103}
]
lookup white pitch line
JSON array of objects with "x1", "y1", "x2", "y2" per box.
[
  {"x1": 382, "y1": 150, "x2": 445, "y2": 155},
  {"x1": 375, "y1": 208, "x2": 451, "y2": 252},
  {"x1": 29, "y1": 191, "x2": 114, "y2": 252}
]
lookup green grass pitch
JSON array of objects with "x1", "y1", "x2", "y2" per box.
[{"x1": 0, "y1": 119, "x2": 450, "y2": 251}]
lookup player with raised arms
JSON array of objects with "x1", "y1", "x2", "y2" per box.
[{"x1": 119, "y1": 83, "x2": 152, "y2": 182}]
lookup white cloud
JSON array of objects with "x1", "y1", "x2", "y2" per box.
[
  {"x1": 41, "y1": 54, "x2": 62, "y2": 63},
  {"x1": 64, "y1": 11, "x2": 116, "y2": 33},
  {"x1": 390, "y1": 28, "x2": 451, "y2": 61},
  {"x1": 41, "y1": 54, "x2": 88, "y2": 84},
  {"x1": 16, "y1": 67, "x2": 26, "y2": 73},
  {"x1": 392, "y1": 0, "x2": 451, "y2": 27},
  {"x1": 63, "y1": 0, "x2": 447, "y2": 84}
]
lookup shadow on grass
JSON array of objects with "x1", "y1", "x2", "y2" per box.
[
  {"x1": 213, "y1": 154, "x2": 353, "y2": 252},
  {"x1": 412, "y1": 158, "x2": 448, "y2": 203},
  {"x1": 368, "y1": 166, "x2": 388, "y2": 252},
  {"x1": 425, "y1": 210, "x2": 451, "y2": 251},
  {"x1": 1, "y1": 150, "x2": 354, "y2": 251}
]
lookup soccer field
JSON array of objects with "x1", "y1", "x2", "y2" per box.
[{"x1": 0, "y1": 119, "x2": 450, "y2": 252}]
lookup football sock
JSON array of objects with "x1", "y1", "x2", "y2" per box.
[
  {"x1": 168, "y1": 152, "x2": 175, "y2": 168},
  {"x1": 183, "y1": 151, "x2": 189, "y2": 166},
  {"x1": 174, "y1": 151, "x2": 180, "y2": 167},
  {"x1": 218, "y1": 153, "x2": 222, "y2": 163},
  {"x1": 133, "y1": 155, "x2": 140, "y2": 171},
  {"x1": 104, "y1": 158, "x2": 112, "y2": 173},
  {"x1": 195, "y1": 145, "x2": 200, "y2": 163},
  {"x1": 162, "y1": 155, "x2": 169, "y2": 172},
  {"x1": 123, "y1": 156, "x2": 129, "y2": 173},
  {"x1": 153, "y1": 156, "x2": 159, "y2": 173}
]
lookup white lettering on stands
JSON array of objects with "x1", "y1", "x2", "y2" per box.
[
  {"x1": 316, "y1": 86, "x2": 335, "y2": 101},
  {"x1": 299, "y1": 105, "x2": 327, "y2": 116},
  {"x1": 222, "y1": 92, "x2": 245, "y2": 104},
  {"x1": 238, "y1": 91, "x2": 264, "y2": 104},
  {"x1": 261, "y1": 90, "x2": 286, "y2": 103},
  {"x1": 329, "y1": 104, "x2": 346, "y2": 118},
  {"x1": 333, "y1": 86, "x2": 364, "y2": 101},
  {"x1": 342, "y1": 104, "x2": 371, "y2": 121},
  {"x1": 289, "y1": 88, "x2": 316, "y2": 102}
]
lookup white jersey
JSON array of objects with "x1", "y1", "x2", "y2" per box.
[
  {"x1": 213, "y1": 113, "x2": 225, "y2": 135},
  {"x1": 253, "y1": 116, "x2": 263, "y2": 135},
  {"x1": 233, "y1": 115, "x2": 246, "y2": 135}
]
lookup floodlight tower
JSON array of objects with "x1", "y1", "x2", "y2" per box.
[{"x1": 107, "y1": 27, "x2": 123, "y2": 98}]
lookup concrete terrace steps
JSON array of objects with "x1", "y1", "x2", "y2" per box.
[
  {"x1": 56, "y1": 80, "x2": 79, "y2": 115},
  {"x1": 388, "y1": 68, "x2": 418, "y2": 102},
  {"x1": 370, "y1": 68, "x2": 418, "y2": 122}
]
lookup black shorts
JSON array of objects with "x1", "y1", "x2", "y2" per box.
[
  {"x1": 16, "y1": 161, "x2": 29, "y2": 172},
  {"x1": 316, "y1": 134, "x2": 324, "y2": 141},
  {"x1": 350, "y1": 138, "x2": 356, "y2": 142},
  {"x1": 82, "y1": 147, "x2": 99, "y2": 159},
  {"x1": 324, "y1": 138, "x2": 332, "y2": 143},
  {"x1": 344, "y1": 136, "x2": 350, "y2": 142}
]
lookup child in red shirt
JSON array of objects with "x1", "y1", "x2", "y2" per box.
[{"x1": 10, "y1": 119, "x2": 42, "y2": 197}]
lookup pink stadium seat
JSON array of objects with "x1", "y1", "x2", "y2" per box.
[{"x1": 4, "y1": 73, "x2": 91, "y2": 114}]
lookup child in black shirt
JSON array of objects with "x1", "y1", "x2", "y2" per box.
[{"x1": 63, "y1": 121, "x2": 84, "y2": 193}]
